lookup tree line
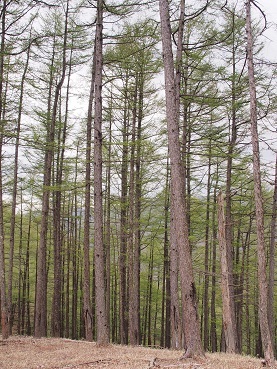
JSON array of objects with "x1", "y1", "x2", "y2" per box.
[{"x1": 0, "y1": 0, "x2": 277, "y2": 365}]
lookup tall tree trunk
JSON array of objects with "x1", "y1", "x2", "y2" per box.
[
  {"x1": 94, "y1": 0, "x2": 109, "y2": 344},
  {"x1": 236, "y1": 212, "x2": 246, "y2": 352},
  {"x1": 128, "y1": 71, "x2": 143, "y2": 346},
  {"x1": 71, "y1": 195, "x2": 78, "y2": 339},
  {"x1": 211, "y1": 171, "x2": 219, "y2": 353},
  {"x1": 21, "y1": 191, "x2": 32, "y2": 334},
  {"x1": 161, "y1": 157, "x2": 171, "y2": 348},
  {"x1": 203, "y1": 142, "x2": 211, "y2": 351},
  {"x1": 171, "y1": 0, "x2": 185, "y2": 350},
  {"x1": 8, "y1": 41, "x2": 31, "y2": 335},
  {"x1": 147, "y1": 245, "x2": 154, "y2": 347},
  {"x1": 83, "y1": 40, "x2": 96, "y2": 343},
  {"x1": 223, "y1": 9, "x2": 239, "y2": 352},
  {"x1": 65, "y1": 198, "x2": 71, "y2": 338},
  {"x1": 268, "y1": 153, "x2": 277, "y2": 350},
  {"x1": 128, "y1": 79, "x2": 139, "y2": 345},
  {"x1": 34, "y1": 36, "x2": 54, "y2": 339},
  {"x1": 169, "y1": 195, "x2": 182, "y2": 349},
  {"x1": 111, "y1": 244, "x2": 118, "y2": 343},
  {"x1": 51, "y1": 2, "x2": 69, "y2": 337},
  {"x1": 0, "y1": 0, "x2": 9, "y2": 340},
  {"x1": 104, "y1": 92, "x2": 113, "y2": 339},
  {"x1": 16, "y1": 188, "x2": 23, "y2": 334},
  {"x1": 133, "y1": 76, "x2": 142, "y2": 347},
  {"x1": 119, "y1": 87, "x2": 129, "y2": 345},
  {"x1": 245, "y1": 220, "x2": 252, "y2": 355},
  {"x1": 245, "y1": 0, "x2": 274, "y2": 364},
  {"x1": 159, "y1": 0, "x2": 204, "y2": 358},
  {"x1": 217, "y1": 190, "x2": 238, "y2": 353},
  {"x1": 35, "y1": 9, "x2": 67, "y2": 336}
]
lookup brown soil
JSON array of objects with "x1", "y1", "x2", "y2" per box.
[{"x1": 0, "y1": 336, "x2": 273, "y2": 369}]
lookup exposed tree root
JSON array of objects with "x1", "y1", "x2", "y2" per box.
[{"x1": 180, "y1": 348, "x2": 206, "y2": 361}]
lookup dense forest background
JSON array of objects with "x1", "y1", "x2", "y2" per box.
[{"x1": 0, "y1": 0, "x2": 277, "y2": 361}]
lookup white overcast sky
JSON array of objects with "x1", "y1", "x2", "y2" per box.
[
  {"x1": 261, "y1": 1, "x2": 277, "y2": 60},
  {"x1": 263, "y1": 0, "x2": 277, "y2": 21}
]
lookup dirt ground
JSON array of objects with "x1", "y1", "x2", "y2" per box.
[{"x1": 0, "y1": 336, "x2": 274, "y2": 369}]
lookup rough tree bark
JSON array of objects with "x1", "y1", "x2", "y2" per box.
[
  {"x1": 245, "y1": 0, "x2": 274, "y2": 365},
  {"x1": 159, "y1": 0, "x2": 204, "y2": 358},
  {"x1": 0, "y1": 0, "x2": 9, "y2": 340},
  {"x1": 169, "y1": 0, "x2": 185, "y2": 350},
  {"x1": 169, "y1": 198, "x2": 182, "y2": 349}
]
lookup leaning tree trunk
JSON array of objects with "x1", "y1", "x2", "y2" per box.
[
  {"x1": 159, "y1": 0, "x2": 204, "y2": 358},
  {"x1": 245, "y1": 0, "x2": 274, "y2": 365}
]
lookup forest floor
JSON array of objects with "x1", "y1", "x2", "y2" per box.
[{"x1": 0, "y1": 336, "x2": 275, "y2": 369}]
